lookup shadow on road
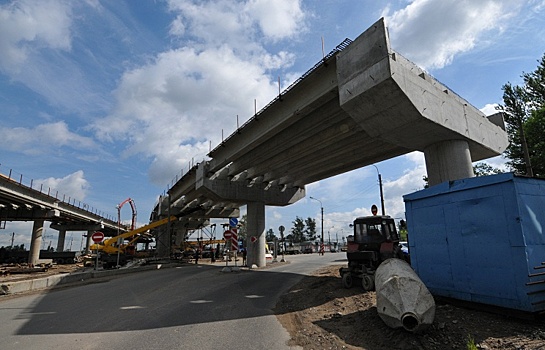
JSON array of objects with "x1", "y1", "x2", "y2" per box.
[{"x1": 6, "y1": 263, "x2": 347, "y2": 335}]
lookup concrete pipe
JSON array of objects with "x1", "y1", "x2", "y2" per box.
[{"x1": 375, "y1": 258, "x2": 435, "y2": 332}]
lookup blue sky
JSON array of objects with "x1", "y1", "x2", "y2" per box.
[{"x1": 1, "y1": 0, "x2": 544, "y2": 248}]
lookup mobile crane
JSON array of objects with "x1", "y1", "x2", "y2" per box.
[{"x1": 90, "y1": 215, "x2": 177, "y2": 268}]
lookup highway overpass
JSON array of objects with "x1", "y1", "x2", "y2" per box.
[
  {"x1": 0, "y1": 170, "x2": 122, "y2": 265},
  {"x1": 153, "y1": 18, "x2": 508, "y2": 267}
]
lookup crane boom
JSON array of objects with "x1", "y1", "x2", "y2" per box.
[
  {"x1": 117, "y1": 198, "x2": 137, "y2": 230},
  {"x1": 91, "y1": 216, "x2": 177, "y2": 253}
]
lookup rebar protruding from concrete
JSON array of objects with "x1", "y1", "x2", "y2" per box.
[{"x1": 375, "y1": 258, "x2": 435, "y2": 332}]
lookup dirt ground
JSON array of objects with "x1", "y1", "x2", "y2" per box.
[
  {"x1": 0, "y1": 263, "x2": 86, "y2": 284},
  {"x1": 274, "y1": 264, "x2": 545, "y2": 350}
]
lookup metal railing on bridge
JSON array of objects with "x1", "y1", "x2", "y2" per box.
[
  {"x1": 0, "y1": 163, "x2": 116, "y2": 221},
  {"x1": 162, "y1": 38, "x2": 354, "y2": 195}
]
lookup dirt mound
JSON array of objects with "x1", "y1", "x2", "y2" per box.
[{"x1": 274, "y1": 265, "x2": 545, "y2": 350}]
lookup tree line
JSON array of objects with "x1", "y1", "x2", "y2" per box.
[{"x1": 235, "y1": 214, "x2": 318, "y2": 243}]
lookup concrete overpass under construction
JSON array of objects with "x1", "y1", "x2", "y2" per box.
[
  {"x1": 0, "y1": 171, "x2": 122, "y2": 265},
  {"x1": 153, "y1": 18, "x2": 508, "y2": 267}
]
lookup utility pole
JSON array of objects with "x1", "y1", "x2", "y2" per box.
[
  {"x1": 372, "y1": 165, "x2": 386, "y2": 215},
  {"x1": 11, "y1": 232, "x2": 15, "y2": 248},
  {"x1": 310, "y1": 196, "x2": 324, "y2": 254}
]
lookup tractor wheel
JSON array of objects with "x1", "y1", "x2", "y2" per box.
[
  {"x1": 362, "y1": 275, "x2": 375, "y2": 291},
  {"x1": 342, "y1": 273, "x2": 354, "y2": 289}
]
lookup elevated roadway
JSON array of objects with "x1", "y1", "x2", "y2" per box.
[
  {"x1": 153, "y1": 18, "x2": 508, "y2": 266},
  {"x1": 0, "y1": 172, "x2": 122, "y2": 264}
]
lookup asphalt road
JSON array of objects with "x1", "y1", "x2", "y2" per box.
[{"x1": 0, "y1": 253, "x2": 346, "y2": 350}]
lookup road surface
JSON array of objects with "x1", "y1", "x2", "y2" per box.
[{"x1": 0, "y1": 253, "x2": 346, "y2": 349}]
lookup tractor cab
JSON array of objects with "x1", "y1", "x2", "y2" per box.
[
  {"x1": 341, "y1": 212, "x2": 403, "y2": 291},
  {"x1": 348, "y1": 215, "x2": 400, "y2": 252}
]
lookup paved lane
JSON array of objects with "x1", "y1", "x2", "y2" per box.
[{"x1": 0, "y1": 253, "x2": 346, "y2": 350}]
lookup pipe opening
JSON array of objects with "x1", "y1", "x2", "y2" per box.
[{"x1": 401, "y1": 312, "x2": 419, "y2": 332}]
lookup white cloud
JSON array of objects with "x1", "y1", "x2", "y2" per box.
[
  {"x1": 91, "y1": 46, "x2": 281, "y2": 185},
  {"x1": 0, "y1": 121, "x2": 95, "y2": 156},
  {"x1": 245, "y1": 0, "x2": 306, "y2": 40},
  {"x1": 169, "y1": 15, "x2": 185, "y2": 36},
  {"x1": 0, "y1": 221, "x2": 34, "y2": 248},
  {"x1": 382, "y1": 153, "x2": 427, "y2": 219},
  {"x1": 167, "y1": 0, "x2": 306, "y2": 45},
  {"x1": 35, "y1": 170, "x2": 90, "y2": 202},
  {"x1": 480, "y1": 103, "x2": 499, "y2": 116},
  {"x1": 0, "y1": 0, "x2": 72, "y2": 73},
  {"x1": 93, "y1": 1, "x2": 306, "y2": 186},
  {"x1": 384, "y1": 0, "x2": 520, "y2": 70}
]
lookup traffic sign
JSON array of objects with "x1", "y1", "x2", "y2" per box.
[
  {"x1": 229, "y1": 217, "x2": 238, "y2": 227},
  {"x1": 223, "y1": 230, "x2": 232, "y2": 240},
  {"x1": 251, "y1": 236, "x2": 257, "y2": 243},
  {"x1": 91, "y1": 231, "x2": 104, "y2": 243}
]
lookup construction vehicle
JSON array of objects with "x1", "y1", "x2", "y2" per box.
[
  {"x1": 339, "y1": 211, "x2": 404, "y2": 291},
  {"x1": 90, "y1": 215, "x2": 177, "y2": 268}
]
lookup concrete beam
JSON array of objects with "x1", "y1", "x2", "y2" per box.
[
  {"x1": 196, "y1": 163, "x2": 305, "y2": 206},
  {"x1": 50, "y1": 223, "x2": 103, "y2": 231}
]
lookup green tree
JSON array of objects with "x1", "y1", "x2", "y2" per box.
[
  {"x1": 304, "y1": 217, "x2": 317, "y2": 241},
  {"x1": 237, "y1": 214, "x2": 247, "y2": 240},
  {"x1": 265, "y1": 228, "x2": 276, "y2": 242},
  {"x1": 500, "y1": 53, "x2": 545, "y2": 177},
  {"x1": 501, "y1": 82, "x2": 533, "y2": 176},
  {"x1": 291, "y1": 216, "x2": 306, "y2": 243},
  {"x1": 524, "y1": 107, "x2": 545, "y2": 176},
  {"x1": 473, "y1": 163, "x2": 503, "y2": 177}
]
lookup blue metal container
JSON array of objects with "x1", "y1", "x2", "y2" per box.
[{"x1": 403, "y1": 173, "x2": 545, "y2": 312}]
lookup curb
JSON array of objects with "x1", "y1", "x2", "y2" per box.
[{"x1": 1, "y1": 262, "x2": 176, "y2": 296}]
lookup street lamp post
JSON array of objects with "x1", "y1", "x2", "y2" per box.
[
  {"x1": 371, "y1": 164, "x2": 385, "y2": 215},
  {"x1": 309, "y1": 196, "x2": 324, "y2": 253}
]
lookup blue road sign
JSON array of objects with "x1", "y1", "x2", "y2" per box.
[{"x1": 229, "y1": 217, "x2": 238, "y2": 227}]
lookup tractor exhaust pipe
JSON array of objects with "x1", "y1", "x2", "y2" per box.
[{"x1": 375, "y1": 258, "x2": 435, "y2": 332}]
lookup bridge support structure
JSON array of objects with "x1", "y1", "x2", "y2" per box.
[
  {"x1": 337, "y1": 18, "x2": 508, "y2": 188},
  {"x1": 424, "y1": 140, "x2": 475, "y2": 186},
  {"x1": 194, "y1": 162, "x2": 304, "y2": 267},
  {"x1": 28, "y1": 219, "x2": 45, "y2": 266},
  {"x1": 246, "y1": 201, "x2": 266, "y2": 268},
  {"x1": 56, "y1": 228, "x2": 67, "y2": 252}
]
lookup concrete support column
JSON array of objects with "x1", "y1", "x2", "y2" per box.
[
  {"x1": 424, "y1": 140, "x2": 474, "y2": 187},
  {"x1": 28, "y1": 219, "x2": 45, "y2": 266},
  {"x1": 246, "y1": 201, "x2": 266, "y2": 268},
  {"x1": 56, "y1": 228, "x2": 67, "y2": 252},
  {"x1": 85, "y1": 230, "x2": 93, "y2": 253},
  {"x1": 174, "y1": 227, "x2": 188, "y2": 247},
  {"x1": 155, "y1": 224, "x2": 170, "y2": 258}
]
